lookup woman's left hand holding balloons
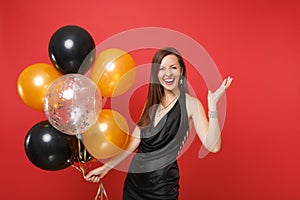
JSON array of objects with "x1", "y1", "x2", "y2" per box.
[{"x1": 17, "y1": 63, "x2": 61, "y2": 112}]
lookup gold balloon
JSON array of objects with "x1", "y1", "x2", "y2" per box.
[
  {"x1": 82, "y1": 109, "x2": 130, "y2": 159},
  {"x1": 90, "y1": 48, "x2": 136, "y2": 97},
  {"x1": 17, "y1": 63, "x2": 61, "y2": 112}
]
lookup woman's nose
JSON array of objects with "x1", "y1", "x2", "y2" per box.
[{"x1": 165, "y1": 68, "x2": 171, "y2": 76}]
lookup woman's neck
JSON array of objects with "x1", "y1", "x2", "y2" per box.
[{"x1": 162, "y1": 89, "x2": 180, "y2": 106}]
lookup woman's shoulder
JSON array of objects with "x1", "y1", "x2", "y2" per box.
[
  {"x1": 185, "y1": 93, "x2": 199, "y2": 103},
  {"x1": 184, "y1": 93, "x2": 205, "y2": 117},
  {"x1": 185, "y1": 93, "x2": 204, "y2": 108}
]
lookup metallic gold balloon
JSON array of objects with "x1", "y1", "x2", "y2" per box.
[
  {"x1": 82, "y1": 109, "x2": 130, "y2": 159},
  {"x1": 17, "y1": 63, "x2": 61, "y2": 112},
  {"x1": 90, "y1": 48, "x2": 136, "y2": 97}
]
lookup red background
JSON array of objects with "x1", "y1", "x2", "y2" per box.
[{"x1": 1, "y1": 0, "x2": 300, "y2": 199}]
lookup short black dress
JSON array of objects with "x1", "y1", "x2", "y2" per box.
[{"x1": 123, "y1": 91, "x2": 189, "y2": 200}]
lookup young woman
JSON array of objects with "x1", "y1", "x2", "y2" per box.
[{"x1": 85, "y1": 47, "x2": 233, "y2": 199}]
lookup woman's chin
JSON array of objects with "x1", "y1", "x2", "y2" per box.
[{"x1": 162, "y1": 84, "x2": 178, "y2": 91}]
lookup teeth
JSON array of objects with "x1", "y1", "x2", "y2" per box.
[{"x1": 164, "y1": 78, "x2": 174, "y2": 83}]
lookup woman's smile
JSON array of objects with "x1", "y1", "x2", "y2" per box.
[{"x1": 163, "y1": 77, "x2": 175, "y2": 85}]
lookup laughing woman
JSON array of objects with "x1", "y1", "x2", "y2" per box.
[{"x1": 85, "y1": 47, "x2": 233, "y2": 200}]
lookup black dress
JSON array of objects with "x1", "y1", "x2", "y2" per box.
[{"x1": 123, "y1": 91, "x2": 189, "y2": 200}]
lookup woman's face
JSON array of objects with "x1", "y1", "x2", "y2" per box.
[{"x1": 158, "y1": 54, "x2": 182, "y2": 92}]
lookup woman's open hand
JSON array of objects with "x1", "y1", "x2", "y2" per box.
[{"x1": 208, "y1": 76, "x2": 233, "y2": 111}]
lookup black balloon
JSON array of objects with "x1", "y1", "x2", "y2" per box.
[
  {"x1": 48, "y1": 25, "x2": 95, "y2": 74},
  {"x1": 24, "y1": 120, "x2": 77, "y2": 171}
]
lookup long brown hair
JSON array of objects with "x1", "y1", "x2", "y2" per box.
[{"x1": 137, "y1": 47, "x2": 189, "y2": 127}]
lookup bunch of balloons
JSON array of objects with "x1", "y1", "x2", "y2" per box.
[{"x1": 17, "y1": 25, "x2": 136, "y2": 171}]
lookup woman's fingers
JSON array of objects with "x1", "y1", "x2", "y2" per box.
[
  {"x1": 85, "y1": 169, "x2": 98, "y2": 181},
  {"x1": 85, "y1": 174, "x2": 101, "y2": 183},
  {"x1": 85, "y1": 169, "x2": 95, "y2": 179},
  {"x1": 211, "y1": 76, "x2": 233, "y2": 100},
  {"x1": 84, "y1": 167, "x2": 107, "y2": 183},
  {"x1": 92, "y1": 176, "x2": 100, "y2": 183},
  {"x1": 208, "y1": 76, "x2": 233, "y2": 111},
  {"x1": 222, "y1": 78, "x2": 227, "y2": 87},
  {"x1": 224, "y1": 76, "x2": 233, "y2": 90}
]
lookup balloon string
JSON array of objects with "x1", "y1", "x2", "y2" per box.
[
  {"x1": 71, "y1": 162, "x2": 81, "y2": 173},
  {"x1": 78, "y1": 138, "x2": 88, "y2": 164},
  {"x1": 78, "y1": 138, "x2": 86, "y2": 176},
  {"x1": 71, "y1": 139, "x2": 88, "y2": 176},
  {"x1": 94, "y1": 182, "x2": 108, "y2": 200},
  {"x1": 78, "y1": 138, "x2": 82, "y2": 160},
  {"x1": 72, "y1": 138, "x2": 108, "y2": 200}
]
